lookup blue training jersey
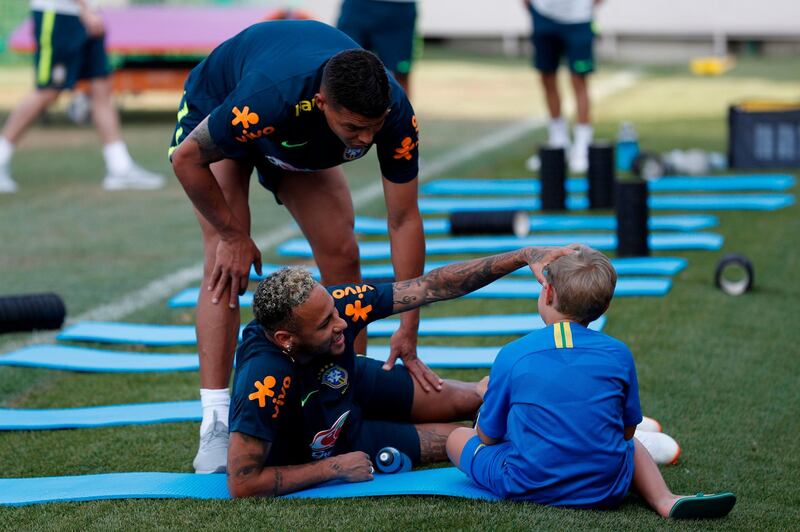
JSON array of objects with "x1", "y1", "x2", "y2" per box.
[
  {"x1": 229, "y1": 282, "x2": 394, "y2": 465},
  {"x1": 184, "y1": 20, "x2": 419, "y2": 182},
  {"x1": 478, "y1": 321, "x2": 643, "y2": 507}
]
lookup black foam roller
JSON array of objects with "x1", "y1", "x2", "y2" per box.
[
  {"x1": 615, "y1": 181, "x2": 649, "y2": 257},
  {"x1": 588, "y1": 142, "x2": 615, "y2": 209},
  {"x1": 540, "y1": 146, "x2": 566, "y2": 211},
  {"x1": 0, "y1": 293, "x2": 66, "y2": 334},
  {"x1": 449, "y1": 210, "x2": 530, "y2": 237}
]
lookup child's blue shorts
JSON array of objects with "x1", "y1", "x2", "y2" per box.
[{"x1": 458, "y1": 434, "x2": 514, "y2": 497}]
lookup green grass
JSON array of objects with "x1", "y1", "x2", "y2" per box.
[{"x1": 1, "y1": 53, "x2": 799, "y2": 529}]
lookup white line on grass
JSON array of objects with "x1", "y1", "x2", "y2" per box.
[{"x1": 2, "y1": 70, "x2": 640, "y2": 351}]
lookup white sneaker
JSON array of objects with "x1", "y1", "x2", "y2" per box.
[
  {"x1": 193, "y1": 412, "x2": 229, "y2": 474},
  {"x1": 637, "y1": 415, "x2": 663, "y2": 433},
  {"x1": 569, "y1": 145, "x2": 589, "y2": 174},
  {"x1": 635, "y1": 429, "x2": 681, "y2": 465},
  {"x1": 103, "y1": 163, "x2": 165, "y2": 191},
  {"x1": 0, "y1": 165, "x2": 18, "y2": 193}
]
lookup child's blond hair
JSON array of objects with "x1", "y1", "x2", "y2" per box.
[{"x1": 545, "y1": 245, "x2": 617, "y2": 325}]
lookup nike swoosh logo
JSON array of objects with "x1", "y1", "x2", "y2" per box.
[
  {"x1": 301, "y1": 390, "x2": 318, "y2": 407},
  {"x1": 281, "y1": 140, "x2": 308, "y2": 148}
]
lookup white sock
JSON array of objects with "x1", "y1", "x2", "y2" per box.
[
  {"x1": 0, "y1": 137, "x2": 14, "y2": 167},
  {"x1": 200, "y1": 388, "x2": 230, "y2": 433},
  {"x1": 548, "y1": 118, "x2": 570, "y2": 148},
  {"x1": 572, "y1": 123, "x2": 594, "y2": 151},
  {"x1": 102, "y1": 141, "x2": 134, "y2": 176}
]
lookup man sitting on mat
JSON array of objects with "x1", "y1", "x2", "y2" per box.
[
  {"x1": 446, "y1": 245, "x2": 736, "y2": 519},
  {"x1": 225, "y1": 246, "x2": 573, "y2": 498}
]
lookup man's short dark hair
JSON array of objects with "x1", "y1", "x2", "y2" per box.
[{"x1": 321, "y1": 49, "x2": 391, "y2": 118}]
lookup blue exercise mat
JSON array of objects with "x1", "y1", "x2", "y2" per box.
[
  {"x1": 422, "y1": 174, "x2": 796, "y2": 195},
  {"x1": 418, "y1": 194, "x2": 795, "y2": 213},
  {"x1": 0, "y1": 468, "x2": 497, "y2": 506},
  {"x1": 58, "y1": 315, "x2": 606, "y2": 346},
  {"x1": 278, "y1": 233, "x2": 722, "y2": 260},
  {"x1": 169, "y1": 277, "x2": 670, "y2": 309},
  {"x1": 0, "y1": 401, "x2": 200, "y2": 430},
  {"x1": 0, "y1": 344, "x2": 502, "y2": 372},
  {"x1": 0, "y1": 345, "x2": 200, "y2": 373},
  {"x1": 250, "y1": 257, "x2": 688, "y2": 281},
  {"x1": 354, "y1": 214, "x2": 718, "y2": 235}
]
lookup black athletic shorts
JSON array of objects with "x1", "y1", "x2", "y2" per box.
[{"x1": 346, "y1": 356, "x2": 421, "y2": 464}]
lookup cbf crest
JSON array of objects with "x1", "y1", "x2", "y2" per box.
[
  {"x1": 343, "y1": 146, "x2": 365, "y2": 160},
  {"x1": 319, "y1": 364, "x2": 348, "y2": 389}
]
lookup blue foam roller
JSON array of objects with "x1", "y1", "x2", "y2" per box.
[
  {"x1": 418, "y1": 194, "x2": 795, "y2": 213},
  {"x1": 422, "y1": 174, "x2": 796, "y2": 195},
  {"x1": 354, "y1": 214, "x2": 718, "y2": 235},
  {"x1": 250, "y1": 257, "x2": 688, "y2": 281},
  {"x1": 169, "y1": 277, "x2": 670, "y2": 308},
  {"x1": 0, "y1": 468, "x2": 497, "y2": 506},
  {"x1": 277, "y1": 233, "x2": 723, "y2": 260},
  {"x1": 0, "y1": 401, "x2": 200, "y2": 430},
  {"x1": 58, "y1": 315, "x2": 606, "y2": 346},
  {"x1": 0, "y1": 344, "x2": 502, "y2": 372}
]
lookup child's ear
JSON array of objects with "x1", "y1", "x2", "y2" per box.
[{"x1": 545, "y1": 283, "x2": 555, "y2": 306}]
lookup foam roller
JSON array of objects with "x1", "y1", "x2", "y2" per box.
[
  {"x1": 540, "y1": 146, "x2": 566, "y2": 211},
  {"x1": 588, "y1": 142, "x2": 615, "y2": 209},
  {"x1": 0, "y1": 293, "x2": 66, "y2": 334},
  {"x1": 449, "y1": 210, "x2": 530, "y2": 238}
]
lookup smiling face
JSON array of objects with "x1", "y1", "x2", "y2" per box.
[
  {"x1": 283, "y1": 284, "x2": 348, "y2": 361},
  {"x1": 316, "y1": 91, "x2": 388, "y2": 149}
]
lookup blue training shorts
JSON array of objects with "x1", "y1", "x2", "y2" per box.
[
  {"x1": 168, "y1": 90, "x2": 285, "y2": 202},
  {"x1": 337, "y1": 0, "x2": 417, "y2": 75},
  {"x1": 32, "y1": 10, "x2": 109, "y2": 89},
  {"x1": 528, "y1": 4, "x2": 595, "y2": 75},
  {"x1": 459, "y1": 435, "x2": 514, "y2": 497},
  {"x1": 346, "y1": 356, "x2": 421, "y2": 464}
]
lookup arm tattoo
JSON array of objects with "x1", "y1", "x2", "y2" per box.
[
  {"x1": 392, "y1": 248, "x2": 545, "y2": 312},
  {"x1": 417, "y1": 427, "x2": 449, "y2": 463},
  {"x1": 273, "y1": 468, "x2": 283, "y2": 497},
  {"x1": 187, "y1": 120, "x2": 225, "y2": 164},
  {"x1": 229, "y1": 433, "x2": 270, "y2": 487}
]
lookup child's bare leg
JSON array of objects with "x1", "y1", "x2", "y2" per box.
[
  {"x1": 446, "y1": 426, "x2": 477, "y2": 468},
  {"x1": 632, "y1": 438, "x2": 681, "y2": 517}
]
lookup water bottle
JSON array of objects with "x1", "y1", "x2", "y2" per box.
[
  {"x1": 616, "y1": 122, "x2": 640, "y2": 172},
  {"x1": 375, "y1": 447, "x2": 412, "y2": 474}
]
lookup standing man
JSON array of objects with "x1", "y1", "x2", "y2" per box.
[
  {"x1": 0, "y1": 0, "x2": 165, "y2": 193},
  {"x1": 169, "y1": 20, "x2": 430, "y2": 474},
  {"x1": 524, "y1": 0, "x2": 600, "y2": 174},
  {"x1": 337, "y1": 0, "x2": 418, "y2": 96}
]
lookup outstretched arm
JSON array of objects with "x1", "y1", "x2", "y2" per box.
[
  {"x1": 171, "y1": 116, "x2": 262, "y2": 306},
  {"x1": 227, "y1": 432, "x2": 373, "y2": 498},
  {"x1": 391, "y1": 246, "x2": 573, "y2": 314}
]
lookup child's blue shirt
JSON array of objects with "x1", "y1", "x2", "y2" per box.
[{"x1": 478, "y1": 321, "x2": 643, "y2": 507}]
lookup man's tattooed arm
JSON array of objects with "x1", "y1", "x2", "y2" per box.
[
  {"x1": 391, "y1": 247, "x2": 573, "y2": 314},
  {"x1": 226, "y1": 432, "x2": 374, "y2": 498},
  {"x1": 184, "y1": 118, "x2": 226, "y2": 165}
]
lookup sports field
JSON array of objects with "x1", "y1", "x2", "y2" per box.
[{"x1": 0, "y1": 47, "x2": 799, "y2": 529}]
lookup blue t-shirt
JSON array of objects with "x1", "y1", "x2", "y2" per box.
[
  {"x1": 478, "y1": 321, "x2": 643, "y2": 507},
  {"x1": 185, "y1": 20, "x2": 419, "y2": 182},
  {"x1": 229, "y1": 282, "x2": 394, "y2": 465}
]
